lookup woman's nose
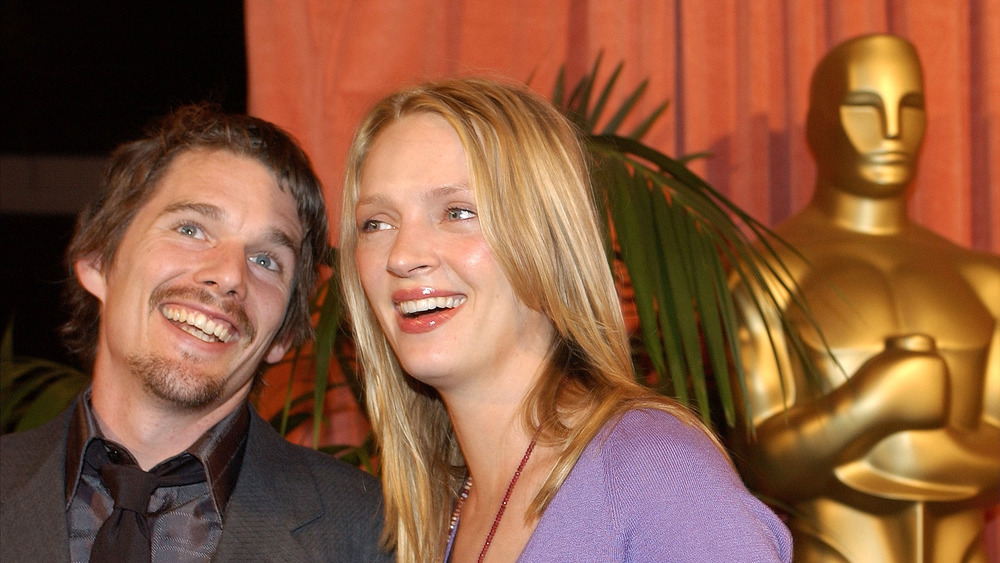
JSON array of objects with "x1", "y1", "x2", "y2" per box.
[{"x1": 386, "y1": 223, "x2": 437, "y2": 277}]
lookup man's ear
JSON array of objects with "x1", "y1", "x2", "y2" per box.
[
  {"x1": 74, "y1": 254, "x2": 107, "y2": 303},
  {"x1": 265, "y1": 336, "x2": 293, "y2": 364}
]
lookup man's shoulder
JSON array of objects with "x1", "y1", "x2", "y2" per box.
[
  {"x1": 1, "y1": 414, "x2": 72, "y2": 563},
  {"x1": 222, "y1": 412, "x2": 389, "y2": 560},
  {"x1": 242, "y1": 411, "x2": 381, "y2": 500},
  {"x1": 271, "y1": 432, "x2": 380, "y2": 490},
  {"x1": 1, "y1": 406, "x2": 72, "y2": 487}
]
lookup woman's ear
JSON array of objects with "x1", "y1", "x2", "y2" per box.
[{"x1": 74, "y1": 254, "x2": 107, "y2": 303}]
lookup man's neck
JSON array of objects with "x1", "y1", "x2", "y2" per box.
[
  {"x1": 89, "y1": 376, "x2": 250, "y2": 471},
  {"x1": 811, "y1": 180, "x2": 910, "y2": 235}
]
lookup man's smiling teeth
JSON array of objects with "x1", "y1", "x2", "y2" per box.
[
  {"x1": 161, "y1": 305, "x2": 235, "y2": 343},
  {"x1": 398, "y1": 296, "x2": 466, "y2": 315}
]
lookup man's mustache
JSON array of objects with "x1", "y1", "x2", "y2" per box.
[{"x1": 149, "y1": 285, "x2": 255, "y2": 342}]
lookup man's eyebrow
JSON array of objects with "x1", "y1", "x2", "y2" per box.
[
  {"x1": 163, "y1": 201, "x2": 300, "y2": 258},
  {"x1": 163, "y1": 201, "x2": 225, "y2": 220},
  {"x1": 266, "y1": 228, "x2": 301, "y2": 260}
]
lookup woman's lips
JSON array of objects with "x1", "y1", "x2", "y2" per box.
[
  {"x1": 392, "y1": 292, "x2": 467, "y2": 334},
  {"x1": 396, "y1": 305, "x2": 462, "y2": 334}
]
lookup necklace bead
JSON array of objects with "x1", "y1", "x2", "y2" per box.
[{"x1": 447, "y1": 430, "x2": 539, "y2": 563}]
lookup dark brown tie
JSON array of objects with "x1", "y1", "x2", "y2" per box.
[{"x1": 89, "y1": 448, "x2": 205, "y2": 563}]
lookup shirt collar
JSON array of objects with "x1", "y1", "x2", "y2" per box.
[
  {"x1": 64, "y1": 390, "x2": 99, "y2": 508},
  {"x1": 64, "y1": 389, "x2": 250, "y2": 515}
]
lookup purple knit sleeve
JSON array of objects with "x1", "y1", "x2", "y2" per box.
[
  {"x1": 603, "y1": 409, "x2": 791, "y2": 562},
  {"x1": 518, "y1": 409, "x2": 792, "y2": 562}
]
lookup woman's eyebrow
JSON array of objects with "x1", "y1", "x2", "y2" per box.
[
  {"x1": 356, "y1": 183, "x2": 471, "y2": 209},
  {"x1": 425, "y1": 184, "x2": 471, "y2": 199}
]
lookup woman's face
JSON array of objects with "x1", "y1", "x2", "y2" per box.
[{"x1": 353, "y1": 113, "x2": 554, "y2": 395}]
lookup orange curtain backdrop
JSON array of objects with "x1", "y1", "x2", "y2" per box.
[
  {"x1": 245, "y1": 0, "x2": 999, "y2": 253},
  {"x1": 246, "y1": 2, "x2": 998, "y2": 553}
]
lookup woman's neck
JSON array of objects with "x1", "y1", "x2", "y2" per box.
[
  {"x1": 443, "y1": 386, "x2": 554, "y2": 563},
  {"x1": 440, "y1": 341, "x2": 553, "y2": 490},
  {"x1": 446, "y1": 391, "x2": 535, "y2": 492}
]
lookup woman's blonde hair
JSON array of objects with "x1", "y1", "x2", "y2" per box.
[{"x1": 339, "y1": 77, "x2": 711, "y2": 562}]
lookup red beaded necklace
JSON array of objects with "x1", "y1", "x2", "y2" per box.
[{"x1": 448, "y1": 432, "x2": 539, "y2": 563}]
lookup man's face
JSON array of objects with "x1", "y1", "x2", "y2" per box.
[
  {"x1": 810, "y1": 38, "x2": 926, "y2": 196},
  {"x1": 77, "y1": 149, "x2": 303, "y2": 411}
]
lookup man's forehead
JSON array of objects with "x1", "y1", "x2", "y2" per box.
[
  {"x1": 143, "y1": 150, "x2": 301, "y2": 233},
  {"x1": 150, "y1": 150, "x2": 280, "y2": 198}
]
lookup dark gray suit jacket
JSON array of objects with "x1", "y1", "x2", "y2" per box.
[{"x1": 0, "y1": 401, "x2": 392, "y2": 562}]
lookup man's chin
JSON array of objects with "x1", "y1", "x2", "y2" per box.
[{"x1": 129, "y1": 354, "x2": 226, "y2": 410}]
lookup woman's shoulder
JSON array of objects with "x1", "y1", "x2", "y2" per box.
[
  {"x1": 569, "y1": 407, "x2": 793, "y2": 562},
  {"x1": 589, "y1": 407, "x2": 728, "y2": 475},
  {"x1": 604, "y1": 406, "x2": 706, "y2": 438}
]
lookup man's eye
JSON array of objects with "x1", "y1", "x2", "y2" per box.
[
  {"x1": 250, "y1": 253, "x2": 279, "y2": 272},
  {"x1": 446, "y1": 207, "x2": 476, "y2": 221},
  {"x1": 360, "y1": 219, "x2": 392, "y2": 233},
  {"x1": 177, "y1": 223, "x2": 205, "y2": 238}
]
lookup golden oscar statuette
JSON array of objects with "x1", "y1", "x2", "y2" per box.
[{"x1": 731, "y1": 33, "x2": 1000, "y2": 562}]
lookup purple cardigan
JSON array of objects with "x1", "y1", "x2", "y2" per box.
[{"x1": 447, "y1": 409, "x2": 792, "y2": 562}]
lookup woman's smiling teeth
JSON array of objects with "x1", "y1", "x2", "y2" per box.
[
  {"x1": 161, "y1": 305, "x2": 236, "y2": 343},
  {"x1": 398, "y1": 296, "x2": 467, "y2": 316}
]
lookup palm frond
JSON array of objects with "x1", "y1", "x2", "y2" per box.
[
  {"x1": 271, "y1": 248, "x2": 368, "y2": 462},
  {"x1": 556, "y1": 61, "x2": 822, "y2": 428},
  {"x1": 1, "y1": 319, "x2": 89, "y2": 432}
]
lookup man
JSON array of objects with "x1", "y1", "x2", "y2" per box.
[
  {"x1": 731, "y1": 34, "x2": 999, "y2": 562},
  {"x1": 1, "y1": 105, "x2": 391, "y2": 561}
]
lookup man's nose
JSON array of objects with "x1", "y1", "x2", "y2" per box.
[{"x1": 196, "y1": 242, "x2": 248, "y2": 299}]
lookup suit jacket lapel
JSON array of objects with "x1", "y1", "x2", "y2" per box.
[{"x1": 214, "y1": 410, "x2": 324, "y2": 561}]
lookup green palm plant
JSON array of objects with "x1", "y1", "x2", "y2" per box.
[
  {"x1": 548, "y1": 56, "x2": 824, "y2": 428},
  {"x1": 1, "y1": 320, "x2": 88, "y2": 433},
  {"x1": 266, "y1": 254, "x2": 374, "y2": 470}
]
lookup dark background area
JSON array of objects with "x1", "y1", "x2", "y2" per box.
[{"x1": 2, "y1": 1, "x2": 247, "y2": 368}]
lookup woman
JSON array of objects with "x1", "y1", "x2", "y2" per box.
[{"x1": 339, "y1": 77, "x2": 792, "y2": 562}]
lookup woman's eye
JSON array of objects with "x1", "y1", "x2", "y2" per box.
[
  {"x1": 250, "y1": 253, "x2": 279, "y2": 272},
  {"x1": 446, "y1": 207, "x2": 476, "y2": 221},
  {"x1": 360, "y1": 219, "x2": 392, "y2": 233}
]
